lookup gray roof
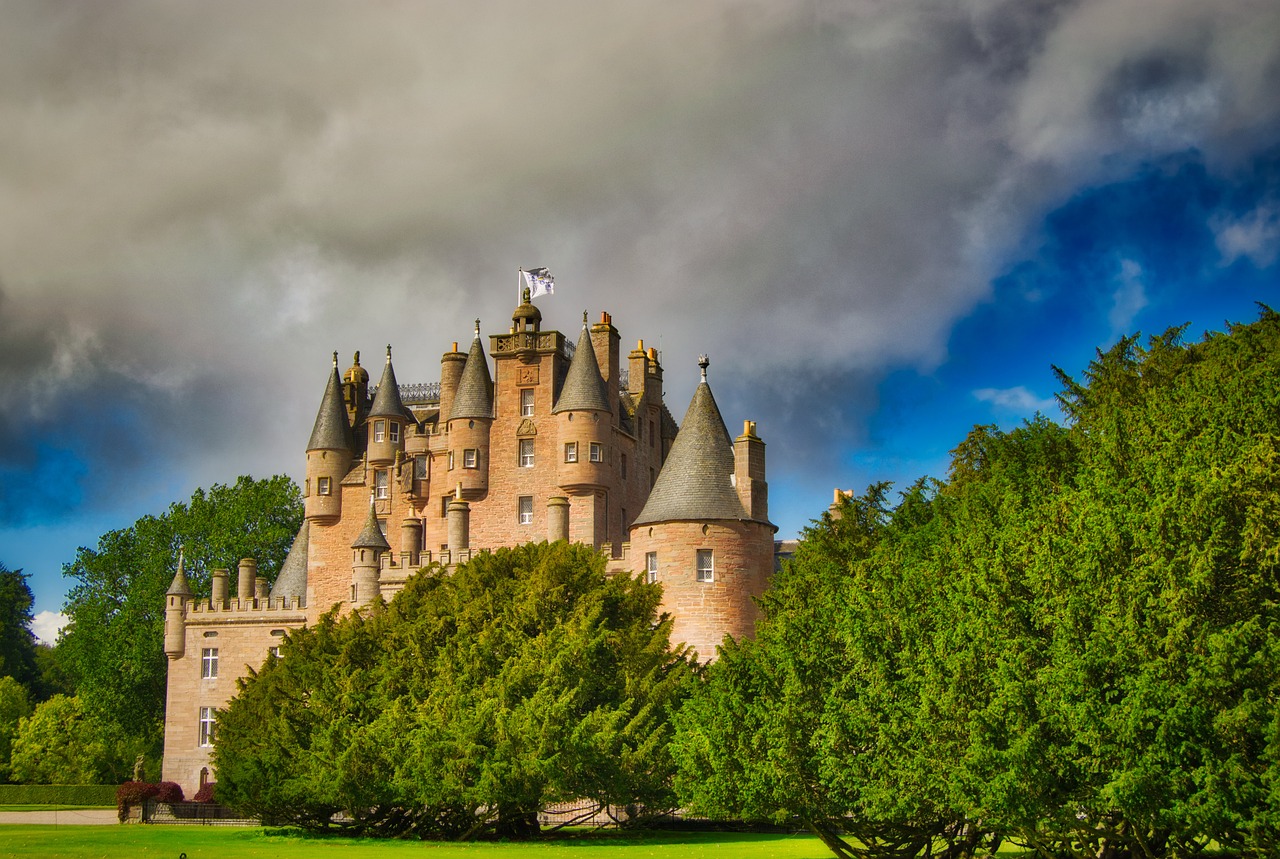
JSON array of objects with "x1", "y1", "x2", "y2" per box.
[
  {"x1": 166, "y1": 551, "x2": 193, "y2": 597},
  {"x1": 552, "y1": 325, "x2": 611, "y2": 413},
  {"x1": 270, "y1": 520, "x2": 309, "y2": 601},
  {"x1": 352, "y1": 501, "x2": 391, "y2": 551},
  {"x1": 448, "y1": 332, "x2": 493, "y2": 421},
  {"x1": 307, "y1": 364, "x2": 354, "y2": 452},
  {"x1": 368, "y1": 348, "x2": 407, "y2": 419},
  {"x1": 632, "y1": 380, "x2": 749, "y2": 526}
]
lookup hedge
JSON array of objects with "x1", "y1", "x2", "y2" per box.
[{"x1": 0, "y1": 784, "x2": 118, "y2": 806}]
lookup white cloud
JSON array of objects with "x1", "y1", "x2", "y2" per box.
[
  {"x1": 30, "y1": 610, "x2": 67, "y2": 646},
  {"x1": 973, "y1": 385, "x2": 1058, "y2": 415},
  {"x1": 1109, "y1": 258, "x2": 1149, "y2": 338},
  {"x1": 1214, "y1": 202, "x2": 1280, "y2": 268}
]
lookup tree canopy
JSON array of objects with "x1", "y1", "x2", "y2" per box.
[
  {"x1": 673, "y1": 309, "x2": 1280, "y2": 858},
  {"x1": 0, "y1": 563, "x2": 38, "y2": 690},
  {"x1": 58, "y1": 475, "x2": 302, "y2": 773},
  {"x1": 214, "y1": 541, "x2": 695, "y2": 838}
]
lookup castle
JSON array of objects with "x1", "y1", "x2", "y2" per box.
[{"x1": 160, "y1": 294, "x2": 776, "y2": 794}]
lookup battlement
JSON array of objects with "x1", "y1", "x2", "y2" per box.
[{"x1": 185, "y1": 595, "x2": 307, "y2": 616}]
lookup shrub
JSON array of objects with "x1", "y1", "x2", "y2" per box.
[
  {"x1": 0, "y1": 784, "x2": 117, "y2": 805},
  {"x1": 193, "y1": 782, "x2": 216, "y2": 803},
  {"x1": 154, "y1": 781, "x2": 184, "y2": 803}
]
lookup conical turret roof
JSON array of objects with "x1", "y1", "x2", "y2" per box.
[
  {"x1": 552, "y1": 319, "x2": 611, "y2": 414},
  {"x1": 166, "y1": 548, "x2": 193, "y2": 597},
  {"x1": 368, "y1": 346, "x2": 407, "y2": 419},
  {"x1": 448, "y1": 322, "x2": 493, "y2": 421},
  {"x1": 270, "y1": 520, "x2": 309, "y2": 601},
  {"x1": 633, "y1": 361, "x2": 748, "y2": 526},
  {"x1": 352, "y1": 499, "x2": 391, "y2": 551},
  {"x1": 307, "y1": 355, "x2": 354, "y2": 452}
]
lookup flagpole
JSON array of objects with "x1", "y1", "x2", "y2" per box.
[{"x1": 517, "y1": 267, "x2": 523, "y2": 305}]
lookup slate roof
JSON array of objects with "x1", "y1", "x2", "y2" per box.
[
  {"x1": 552, "y1": 324, "x2": 611, "y2": 413},
  {"x1": 270, "y1": 520, "x2": 309, "y2": 601},
  {"x1": 166, "y1": 550, "x2": 193, "y2": 597},
  {"x1": 307, "y1": 360, "x2": 354, "y2": 452},
  {"x1": 632, "y1": 376, "x2": 749, "y2": 526},
  {"x1": 352, "y1": 500, "x2": 391, "y2": 551},
  {"x1": 368, "y1": 347, "x2": 407, "y2": 419},
  {"x1": 448, "y1": 327, "x2": 494, "y2": 421}
]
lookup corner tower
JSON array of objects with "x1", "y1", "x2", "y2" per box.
[
  {"x1": 629, "y1": 356, "x2": 775, "y2": 661},
  {"x1": 305, "y1": 354, "x2": 355, "y2": 523},
  {"x1": 447, "y1": 321, "x2": 494, "y2": 498}
]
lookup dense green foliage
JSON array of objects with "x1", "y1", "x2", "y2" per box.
[
  {"x1": 7, "y1": 695, "x2": 116, "y2": 784},
  {"x1": 0, "y1": 564, "x2": 39, "y2": 691},
  {"x1": 0, "y1": 676, "x2": 32, "y2": 783},
  {"x1": 673, "y1": 310, "x2": 1280, "y2": 858},
  {"x1": 57, "y1": 475, "x2": 302, "y2": 776},
  {"x1": 0, "y1": 783, "x2": 117, "y2": 805},
  {"x1": 215, "y1": 542, "x2": 695, "y2": 838}
]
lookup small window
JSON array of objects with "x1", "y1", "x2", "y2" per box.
[
  {"x1": 268, "y1": 646, "x2": 281, "y2": 660},
  {"x1": 375, "y1": 469, "x2": 389, "y2": 500},
  {"x1": 518, "y1": 495, "x2": 534, "y2": 525},
  {"x1": 650, "y1": 467, "x2": 656, "y2": 488},
  {"x1": 448, "y1": 450, "x2": 455, "y2": 470},
  {"x1": 621, "y1": 453, "x2": 627, "y2": 479},
  {"x1": 520, "y1": 388, "x2": 535, "y2": 417},
  {"x1": 198, "y1": 707, "x2": 216, "y2": 747},
  {"x1": 389, "y1": 422, "x2": 401, "y2": 443},
  {"x1": 414, "y1": 456, "x2": 428, "y2": 479},
  {"x1": 374, "y1": 419, "x2": 386, "y2": 443},
  {"x1": 463, "y1": 448, "x2": 478, "y2": 469},
  {"x1": 589, "y1": 442, "x2": 602, "y2": 463},
  {"x1": 650, "y1": 420, "x2": 655, "y2": 447},
  {"x1": 646, "y1": 551, "x2": 658, "y2": 584},
  {"x1": 317, "y1": 477, "x2": 332, "y2": 496},
  {"x1": 201, "y1": 648, "x2": 218, "y2": 679},
  {"x1": 519, "y1": 439, "x2": 535, "y2": 468},
  {"x1": 564, "y1": 441, "x2": 578, "y2": 463},
  {"x1": 696, "y1": 549, "x2": 714, "y2": 583},
  {"x1": 442, "y1": 496, "x2": 451, "y2": 518}
]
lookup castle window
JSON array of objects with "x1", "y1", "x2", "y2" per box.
[
  {"x1": 201, "y1": 648, "x2": 218, "y2": 679},
  {"x1": 374, "y1": 420, "x2": 386, "y2": 443},
  {"x1": 518, "y1": 495, "x2": 534, "y2": 525},
  {"x1": 375, "y1": 469, "x2": 389, "y2": 499},
  {"x1": 696, "y1": 549, "x2": 714, "y2": 583},
  {"x1": 519, "y1": 439, "x2": 535, "y2": 468},
  {"x1": 268, "y1": 646, "x2": 281, "y2": 660},
  {"x1": 198, "y1": 707, "x2": 216, "y2": 747},
  {"x1": 448, "y1": 451, "x2": 455, "y2": 470},
  {"x1": 520, "y1": 388, "x2": 535, "y2": 417},
  {"x1": 589, "y1": 442, "x2": 602, "y2": 463},
  {"x1": 390, "y1": 422, "x2": 401, "y2": 443},
  {"x1": 646, "y1": 552, "x2": 658, "y2": 584},
  {"x1": 564, "y1": 442, "x2": 578, "y2": 463},
  {"x1": 318, "y1": 477, "x2": 332, "y2": 496},
  {"x1": 414, "y1": 456, "x2": 428, "y2": 479},
  {"x1": 621, "y1": 453, "x2": 627, "y2": 479},
  {"x1": 463, "y1": 448, "x2": 478, "y2": 469},
  {"x1": 650, "y1": 420, "x2": 655, "y2": 447}
]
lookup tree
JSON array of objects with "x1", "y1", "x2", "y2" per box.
[
  {"x1": 215, "y1": 542, "x2": 696, "y2": 838},
  {"x1": 0, "y1": 676, "x2": 32, "y2": 783},
  {"x1": 58, "y1": 475, "x2": 302, "y2": 765},
  {"x1": 0, "y1": 563, "x2": 38, "y2": 689},
  {"x1": 674, "y1": 309, "x2": 1280, "y2": 858},
  {"x1": 7, "y1": 695, "x2": 116, "y2": 784}
]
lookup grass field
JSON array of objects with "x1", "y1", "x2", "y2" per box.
[{"x1": 0, "y1": 825, "x2": 832, "y2": 859}]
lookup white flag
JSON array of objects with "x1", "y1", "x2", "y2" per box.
[{"x1": 522, "y1": 267, "x2": 555, "y2": 298}]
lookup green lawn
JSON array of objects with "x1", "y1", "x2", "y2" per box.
[{"x1": 0, "y1": 826, "x2": 831, "y2": 859}]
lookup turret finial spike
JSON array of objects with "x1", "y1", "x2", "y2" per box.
[
  {"x1": 474, "y1": 319, "x2": 481, "y2": 338},
  {"x1": 332, "y1": 351, "x2": 338, "y2": 368},
  {"x1": 385, "y1": 344, "x2": 392, "y2": 363},
  {"x1": 582, "y1": 310, "x2": 589, "y2": 328},
  {"x1": 698, "y1": 354, "x2": 710, "y2": 383}
]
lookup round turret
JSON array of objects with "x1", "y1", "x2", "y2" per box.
[
  {"x1": 554, "y1": 314, "x2": 613, "y2": 492},
  {"x1": 306, "y1": 353, "x2": 355, "y2": 523},
  {"x1": 447, "y1": 322, "x2": 493, "y2": 498},
  {"x1": 367, "y1": 345, "x2": 408, "y2": 467}
]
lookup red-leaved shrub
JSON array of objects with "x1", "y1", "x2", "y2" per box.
[
  {"x1": 154, "y1": 781, "x2": 184, "y2": 804},
  {"x1": 193, "y1": 782, "x2": 216, "y2": 803},
  {"x1": 116, "y1": 781, "x2": 157, "y2": 822}
]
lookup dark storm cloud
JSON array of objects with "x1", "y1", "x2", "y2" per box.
[{"x1": 0, "y1": 0, "x2": 1278, "y2": 531}]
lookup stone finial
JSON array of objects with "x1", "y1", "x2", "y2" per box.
[
  {"x1": 332, "y1": 351, "x2": 338, "y2": 367},
  {"x1": 385, "y1": 344, "x2": 392, "y2": 363},
  {"x1": 353, "y1": 350, "x2": 361, "y2": 366},
  {"x1": 474, "y1": 319, "x2": 481, "y2": 338},
  {"x1": 583, "y1": 310, "x2": 589, "y2": 328},
  {"x1": 522, "y1": 287, "x2": 531, "y2": 304},
  {"x1": 698, "y1": 354, "x2": 710, "y2": 382}
]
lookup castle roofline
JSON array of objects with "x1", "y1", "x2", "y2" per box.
[{"x1": 307, "y1": 357, "x2": 355, "y2": 452}]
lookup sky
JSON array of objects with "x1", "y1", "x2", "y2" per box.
[{"x1": 1, "y1": 1, "x2": 1279, "y2": 640}]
